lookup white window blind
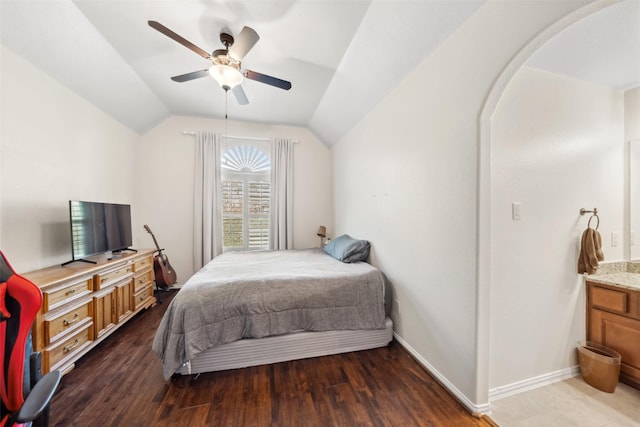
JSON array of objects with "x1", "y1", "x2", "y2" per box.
[
  {"x1": 248, "y1": 181, "x2": 270, "y2": 249},
  {"x1": 221, "y1": 140, "x2": 270, "y2": 251}
]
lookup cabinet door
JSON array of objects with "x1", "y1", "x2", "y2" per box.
[
  {"x1": 93, "y1": 287, "x2": 116, "y2": 338},
  {"x1": 115, "y1": 279, "x2": 133, "y2": 323},
  {"x1": 590, "y1": 309, "x2": 640, "y2": 385}
]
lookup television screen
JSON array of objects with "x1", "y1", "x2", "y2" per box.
[{"x1": 69, "y1": 200, "x2": 132, "y2": 261}]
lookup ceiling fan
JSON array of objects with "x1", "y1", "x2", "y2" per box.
[{"x1": 148, "y1": 20, "x2": 292, "y2": 105}]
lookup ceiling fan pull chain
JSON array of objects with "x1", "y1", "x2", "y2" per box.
[{"x1": 225, "y1": 90, "x2": 229, "y2": 138}]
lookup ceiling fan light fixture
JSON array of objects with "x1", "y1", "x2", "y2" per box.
[
  {"x1": 150, "y1": 21, "x2": 291, "y2": 102},
  {"x1": 209, "y1": 64, "x2": 244, "y2": 90}
]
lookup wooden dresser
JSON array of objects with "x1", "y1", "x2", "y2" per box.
[
  {"x1": 586, "y1": 278, "x2": 640, "y2": 389},
  {"x1": 22, "y1": 249, "x2": 157, "y2": 375}
]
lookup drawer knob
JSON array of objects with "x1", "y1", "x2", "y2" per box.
[
  {"x1": 63, "y1": 339, "x2": 79, "y2": 354},
  {"x1": 65, "y1": 289, "x2": 77, "y2": 296},
  {"x1": 63, "y1": 313, "x2": 80, "y2": 326}
]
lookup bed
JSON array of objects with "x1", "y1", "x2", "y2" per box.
[{"x1": 152, "y1": 246, "x2": 392, "y2": 379}]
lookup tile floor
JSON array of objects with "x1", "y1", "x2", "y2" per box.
[{"x1": 490, "y1": 377, "x2": 640, "y2": 426}]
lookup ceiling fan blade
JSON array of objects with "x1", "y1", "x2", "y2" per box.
[
  {"x1": 244, "y1": 70, "x2": 292, "y2": 90},
  {"x1": 171, "y1": 69, "x2": 210, "y2": 82},
  {"x1": 148, "y1": 20, "x2": 213, "y2": 60},
  {"x1": 228, "y1": 26, "x2": 259, "y2": 61},
  {"x1": 232, "y1": 85, "x2": 249, "y2": 105}
]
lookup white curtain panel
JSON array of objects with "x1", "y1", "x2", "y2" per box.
[
  {"x1": 193, "y1": 132, "x2": 223, "y2": 270},
  {"x1": 270, "y1": 138, "x2": 294, "y2": 250}
]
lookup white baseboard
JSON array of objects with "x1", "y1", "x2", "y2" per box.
[
  {"x1": 393, "y1": 332, "x2": 492, "y2": 416},
  {"x1": 393, "y1": 333, "x2": 581, "y2": 415},
  {"x1": 489, "y1": 365, "x2": 581, "y2": 402}
]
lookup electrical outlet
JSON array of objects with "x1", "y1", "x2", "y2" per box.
[{"x1": 611, "y1": 232, "x2": 618, "y2": 247}]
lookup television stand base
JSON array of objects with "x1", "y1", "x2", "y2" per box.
[
  {"x1": 109, "y1": 248, "x2": 138, "y2": 260},
  {"x1": 116, "y1": 247, "x2": 138, "y2": 254},
  {"x1": 61, "y1": 258, "x2": 97, "y2": 267}
]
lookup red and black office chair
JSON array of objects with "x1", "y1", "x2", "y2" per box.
[{"x1": 0, "y1": 251, "x2": 60, "y2": 427}]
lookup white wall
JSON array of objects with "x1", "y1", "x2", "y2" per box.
[
  {"x1": 0, "y1": 46, "x2": 139, "y2": 272},
  {"x1": 135, "y1": 115, "x2": 333, "y2": 286},
  {"x1": 626, "y1": 87, "x2": 640, "y2": 259},
  {"x1": 490, "y1": 67, "x2": 624, "y2": 390},
  {"x1": 625, "y1": 87, "x2": 640, "y2": 141},
  {"x1": 331, "y1": 0, "x2": 585, "y2": 409}
]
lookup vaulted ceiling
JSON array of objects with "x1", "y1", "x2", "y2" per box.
[
  {"x1": 1, "y1": 1, "x2": 638, "y2": 147},
  {"x1": 527, "y1": 0, "x2": 639, "y2": 91}
]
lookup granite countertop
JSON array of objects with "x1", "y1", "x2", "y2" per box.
[
  {"x1": 586, "y1": 261, "x2": 640, "y2": 291},
  {"x1": 587, "y1": 272, "x2": 640, "y2": 291}
]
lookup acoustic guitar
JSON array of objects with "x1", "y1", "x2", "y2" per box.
[{"x1": 144, "y1": 224, "x2": 177, "y2": 289}]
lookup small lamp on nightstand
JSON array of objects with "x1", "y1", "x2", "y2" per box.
[{"x1": 317, "y1": 225, "x2": 327, "y2": 247}]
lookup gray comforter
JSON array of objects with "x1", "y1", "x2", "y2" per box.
[{"x1": 152, "y1": 248, "x2": 386, "y2": 379}]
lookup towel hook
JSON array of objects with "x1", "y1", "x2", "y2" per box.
[
  {"x1": 580, "y1": 208, "x2": 599, "y2": 230},
  {"x1": 580, "y1": 208, "x2": 598, "y2": 216}
]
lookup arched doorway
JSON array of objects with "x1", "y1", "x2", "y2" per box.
[{"x1": 477, "y1": 0, "x2": 625, "y2": 409}]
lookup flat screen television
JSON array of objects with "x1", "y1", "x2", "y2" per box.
[{"x1": 63, "y1": 200, "x2": 133, "y2": 266}]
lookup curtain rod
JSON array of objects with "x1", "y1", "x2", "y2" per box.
[{"x1": 182, "y1": 130, "x2": 298, "y2": 143}]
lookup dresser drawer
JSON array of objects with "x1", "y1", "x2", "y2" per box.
[
  {"x1": 44, "y1": 299, "x2": 93, "y2": 345},
  {"x1": 133, "y1": 269, "x2": 154, "y2": 293},
  {"x1": 43, "y1": 276, "x2": 93, "y2": 311},
  {"x1": 133, "y1": 255, "x2": 153, "y2": 272},
  {"x1": 591, "y1": 286, "x2": 629, "y2": 315},
  {"x1": 133, "y1": 285, "x2": 154, "y2": 311},
  {"x1": 96, "y1": 263, "x2": 133, "y2": 290},
  {"x1": 46, "y1": 322, "x2": 93, "y2": 371}
]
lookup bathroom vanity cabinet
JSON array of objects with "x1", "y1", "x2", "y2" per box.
[{"x1": 586, "y1": 278, "x2": 640, "y2": 389}]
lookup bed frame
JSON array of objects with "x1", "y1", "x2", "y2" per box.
[{"x1": 177, "y1": 317, "x2": 393, "y2": 375}]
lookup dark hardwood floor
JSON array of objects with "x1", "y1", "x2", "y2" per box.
[{"x1": 50, "y1": 291, "x2": 496, "y2": 426}]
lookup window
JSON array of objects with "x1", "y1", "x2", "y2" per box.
[{"x1": 221, "y1": 141, "x2": 270, "y2": 251}]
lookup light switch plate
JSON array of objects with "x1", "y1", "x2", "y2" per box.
[{"x1": 512, "y1": 202, "x2": 521, "y2": 220}]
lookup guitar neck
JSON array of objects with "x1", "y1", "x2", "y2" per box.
[
  {"x1": 151, "y1": 234, "x2": 162, "y2": 253},
  {"x1": 144, "y1": 226, "x2": 163, "y2": 253}
]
